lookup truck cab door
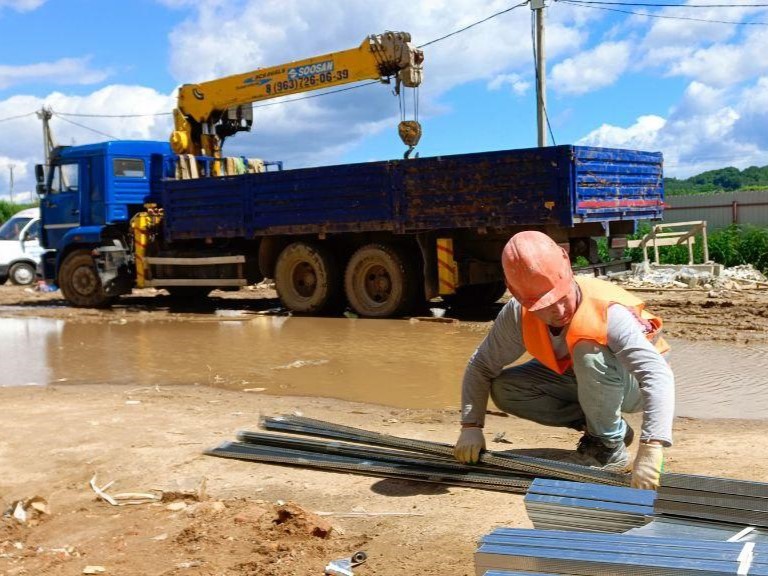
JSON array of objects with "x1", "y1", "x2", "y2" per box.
[{"x1": 41, "y1": 162, "x2": 81, "y2": 250}]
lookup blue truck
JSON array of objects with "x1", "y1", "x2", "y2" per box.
[{"x1": 35, "y1": 142, "x2": 664, "y2": 317}]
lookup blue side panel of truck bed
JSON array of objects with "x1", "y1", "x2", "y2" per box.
[
  {"x1": 398, "y1": 146, "x2": 570, "y2": 230},
  {"x1": 160, "y1": 145, "x2": 664, "y2": 241},
  {"x1": 570, "y1": 147, "x2": 664, "y2": 224},
  {"x1": 249, "y1": 161, "x2": 395, "y2": 231}
]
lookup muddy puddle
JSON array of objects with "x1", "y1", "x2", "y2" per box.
[{"x1": 2, "y1": 315, "x2": 766, "y2": 420}]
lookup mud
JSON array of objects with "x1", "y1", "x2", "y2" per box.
[
  {"x1": 2, "y1": 285, "x2": 768, "y2": 419},
  {"x1": 2, "y1": 284, "x2": 768, "y2": 575},
  {"x1": 2, "y1": 283, "x2": 767, "y2": 343}
]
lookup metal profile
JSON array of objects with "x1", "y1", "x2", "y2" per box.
[
  {"x1": 655, "y1": 499, "x2": 768, "y2": 528},
  {"x1": 236, "y1": 430, "x2": 526, "y2": 478},
  {"x1": 524, "y1": 478, "x2": 654, "y2": 533},
  {"x1": 657, "y1": 489, "x2": 768, "y2": 513},
  {"x1": 661, "y1": 473, "x2": 768, "y2": 498},
  {"x1": 473, "y1": 528, "x2": 768, "y2": 576},
  {"x1": 262, "y1": 415, "x2": 630, "y2": 486},
  {"x1": 206, "y1": 441, "x2": 531, "y2": 493},
  {"x1": 625, "y1": 517, "x2": 768, "y2": 544}
]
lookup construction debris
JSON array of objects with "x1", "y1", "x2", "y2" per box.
[
  {"x1": 609, "y1": 262, "x2": 768, "y2": 291},
  {"x1": 3, "y1": 496, "x2": 49, "y2": 526},
  {"x1": 89, "y1": 475, "x2": 162, "y2": 506}
]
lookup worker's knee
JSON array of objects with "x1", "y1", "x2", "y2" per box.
[{"x1": 572, "y1": 341, "x2": 614, "y2": 382}]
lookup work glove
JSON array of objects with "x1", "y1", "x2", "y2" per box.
[
  {"x1": 631, "y1": 442, "x2": 664, "y2": 490},
  {"x1": 454, "y1": 427, "x2": 486, "y2": 464}
]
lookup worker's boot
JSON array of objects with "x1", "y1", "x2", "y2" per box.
[
  {"x1": 570, "y1": 419, "x2": 635, "y2": 447},
  {"x1": 572, "y1": 434, "x2": 630, "y2": 471}
]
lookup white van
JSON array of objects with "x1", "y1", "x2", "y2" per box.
[{"x1": 0, "y1": 207, "x2": 43, "y2": 285}]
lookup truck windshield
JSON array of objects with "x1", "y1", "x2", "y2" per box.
[{"x1": 0, "y1": 217, "x2": 31, "y2": 241}]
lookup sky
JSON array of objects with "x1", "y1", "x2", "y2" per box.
[{"x1": 2, "y1": 0, "x2": 768, "y2": 202}]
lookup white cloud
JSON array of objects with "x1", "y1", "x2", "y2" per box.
[
  {"x1": 487, "y1": 73, "x2": 530, "y2": 95},
  {"x1": 0, "y1": 57, "x2": 111, "y2": 90},
  {"x1": 0, "y1": 0, "x2": 46, "y2": 12},
  {"x1": 0, "y1": 86, "x2": 174, "y2": 200},
  {"x1": 576, "y1": 78, "x2": 768, "y2": 178},
  {"x1": 551, "y1": 41, "x2": 630, "y2": 95}
]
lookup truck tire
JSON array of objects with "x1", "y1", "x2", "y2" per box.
[
  {"x1": 344, "y1": 243, "x2": 417, "y2": 318},
  {"x1": 8, "y1": 262, "x2": 36, "y2": 286},
  {"x1": 275, "y1": 242, "x2": 341, "y2": 314},
  {"x1": 59, "y1": 250, "x2": 114, "y2": 307},
  {"x1": 442, "y1": 281, "x2": 507, "y2": 308}
]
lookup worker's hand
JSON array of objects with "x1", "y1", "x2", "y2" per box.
[
  {"x1": 454, "y1": 426, "x2": 485, "y2": 464},
  {"x1": 631, "y1": 442, "x2": 664, "y2": 490}
]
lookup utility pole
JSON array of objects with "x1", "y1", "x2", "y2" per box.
[
  {"x1": 36, "y1": 106, "x2": 54, "y2": 165},
  {"x1": 531, "y1": 0, "x2": 547, "y2": 147},
  {"x1": 8, "y1": 165, "x2": 13, "y2": 203}
]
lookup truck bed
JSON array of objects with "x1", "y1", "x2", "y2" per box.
[{"x1": 160, "y1": 145, "x2": 664, "y2": 241}]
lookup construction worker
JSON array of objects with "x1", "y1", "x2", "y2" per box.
[{"x1": 453, "y1": 231, "x2": 674, "y2": 490}]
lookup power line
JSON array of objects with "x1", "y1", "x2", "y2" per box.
[
  {"x1": 418, "y1": 0, "x2": 531, "y2": 48},
  {"x1": 559, "y1": 1, "x2": 768, "y2": 6},
  {"x1": 49, "y1": 1, "x2": 533, "y2": 119},
  {"x1": 0, "y1": 111, "x2": 37, "y2": 124},
  {"x1": 52, "y1": 113, "x2": 118, "y2": 140},
  {"x1": 560, "y1": 0, "x2": 768, "y2": 24},
  {"x1": 251, "y1": 80, "x2": 380, "y2": 109},
  {"x1": 56, "y1": 110, "x2": 172, "y2": 118}
]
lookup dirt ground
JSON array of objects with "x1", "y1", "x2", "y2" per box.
[{"x1": 1, "y1": 283, "x2": 768, "y2": 575}]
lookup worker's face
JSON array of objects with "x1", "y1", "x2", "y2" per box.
[{"x1": 531, "y1": 282, "x2": 579, "y2": 328}]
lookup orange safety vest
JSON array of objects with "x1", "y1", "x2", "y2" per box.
[{"x1": 521, "y1": 276, "x2": 670, "y2": 375}]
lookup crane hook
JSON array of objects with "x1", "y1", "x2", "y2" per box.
[{"x1": 398, "y1": 120, "x2": 422, "y2": 159}]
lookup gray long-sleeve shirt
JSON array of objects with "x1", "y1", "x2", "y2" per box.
[{"x1": 460, "y1": 298, "x2": 675, "y2": 445}]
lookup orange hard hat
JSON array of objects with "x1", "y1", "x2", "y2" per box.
[{"x1": 502, "y1": 231, "x2": 573, "y2": 311}]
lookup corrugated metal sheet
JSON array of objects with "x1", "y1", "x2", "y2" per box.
[{"x1": 663, "y1": 190, "x2": 768, "y2": 229}]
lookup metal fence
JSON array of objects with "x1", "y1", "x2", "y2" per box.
[{"x1": 663, "y1": 189, "x2": 768, "y2": 229}]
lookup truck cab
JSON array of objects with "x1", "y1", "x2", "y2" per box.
[
  {"x1": 0, "y1": 207, "x2": 43, "y2": 285},
  {"x1": 36, "y1": 141, "x2": 171, "y2": 304}
]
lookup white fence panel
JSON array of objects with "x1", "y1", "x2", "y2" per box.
[{"x1": 663, "y1": 190, "x2": 768, "y2": 229}]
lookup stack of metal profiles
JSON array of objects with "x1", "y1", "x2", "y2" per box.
[
  {"x1": 205, "y1": 415, "x2": 630, "y2": 492},
  {"x1": 625, "y1": 515, "x2": 768, "y2": 544},
  {"x1": 473, "y1": 528, "x2": 768, "y2": 575},
  {"x1": 655, "y1": 473, "x2": 768, "y2": 528},
  {"x1": 524, "y1": 478, "x2": 655, "y2": 533}
]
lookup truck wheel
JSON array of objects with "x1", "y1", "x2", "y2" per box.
[
  {"x1": 275, "y1": 242, "x2": 341, "y2": 314},
  {"x1": 8, "y1": 262, "x2": 36, "y2": 286},
  {"x1": 442, "y1": 281, "x2": 507, "y2": 308},
  {"x1": 344, "y1": 243, "x2": 417, "y2": 318},
  {"x1": 59, "y1": 250, "x2": 114, "y2": 307}
]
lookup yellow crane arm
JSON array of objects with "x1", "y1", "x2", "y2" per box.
[{"x1": 171, "y1": 31, "x2": 424, "y2": 159}]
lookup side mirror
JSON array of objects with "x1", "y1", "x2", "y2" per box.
[{"x1": 35, "y1": 164, "x2": 46, "y2": 196}]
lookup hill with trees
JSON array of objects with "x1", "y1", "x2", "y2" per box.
[{"x1": 665, "y1": 165, "x2": 768, "y2": 195}]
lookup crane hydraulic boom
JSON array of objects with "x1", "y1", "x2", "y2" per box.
[{"x1": 171, "y1": 31, "x2": 424, "y2": 162}]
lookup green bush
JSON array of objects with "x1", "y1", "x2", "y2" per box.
[{"x1": 0, "y1": 199, "x2": 38, "y2": 223}]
